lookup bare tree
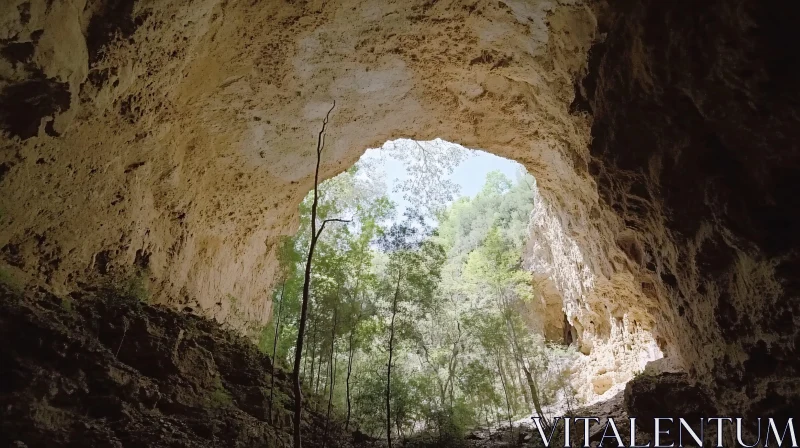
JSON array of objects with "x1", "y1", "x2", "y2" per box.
[{"x1": 292, "y1": 101, "x2": 349, "y2": 448}]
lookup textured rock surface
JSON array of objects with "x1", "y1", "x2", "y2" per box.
[
  {"x1": 523, "y1": 181, "x2": 661, "y2": 402},
  {"x1": 0, "y1": 0, "x2": 655, "y2": 403},
  {"x1": 0, "y1": 0, "x2": 600, "y2": 335},
  {"x1": 624, "y1": 373, "x2": 713, "y2": 432},
  {"x1": 0, "y1": 284, "x2": 356, "y2": 447},
  {"x1": 1, "y1": 0, "x2": 799, "y2": 414},
  {"x1": 584, "y1": 0, "x2": 800, "y2": 417}
]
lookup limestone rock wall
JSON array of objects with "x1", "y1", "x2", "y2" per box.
[
  {"x1": 523, "y1": 179, "x2": 662, "y2": 403},
  {"x1": 0, "y1": 0, "x2": 608, "y2": 335},
  {"x1": 583, "y1": 0, "x2": 800, "y2": 417}
]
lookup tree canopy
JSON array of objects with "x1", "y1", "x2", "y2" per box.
[{"x1": 263, "y1": 156, "x2": 577, "y2": 446}]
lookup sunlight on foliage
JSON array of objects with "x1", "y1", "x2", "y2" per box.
[{"x1": 270, "y1": 144, "x2": 573, "y2": 444}]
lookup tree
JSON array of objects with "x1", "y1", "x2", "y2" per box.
[
  {"x1": 291, "y1": 102, "x2": 350, "y2": 448},
  {"x1": 382, "y1": 139, "x2": 471, "y2": 218},
  {"x1": 269, "y1": 236, "x2": 299, "y2": 421},
  {"x1": 271, "y1": 147, "x2": 565, "y2": 444},
  {"x1": 377, "y1": 217, "x2": 445, "y2": 448}
]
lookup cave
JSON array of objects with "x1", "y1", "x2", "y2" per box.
[{"x1": 1, "y1": 0, "x2": 799, "y2": 446}]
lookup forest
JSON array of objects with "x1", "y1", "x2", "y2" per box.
[{"x1": 261, "y1": 141, "x2": 578, "y2": 447}]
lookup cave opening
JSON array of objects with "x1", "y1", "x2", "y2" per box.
[
  {"x1": 2, "y1": 0, "x2": 797, "y2": 446},
  {"x1": 261, "y1": 137, "x2": 607, "y2": 442}
]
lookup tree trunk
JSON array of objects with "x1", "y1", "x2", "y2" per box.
[
  {"x1": 309, "y1": 319, "x2": 317, "y2": 390},
  {"x1": 269, "y1": 278, "x2": 286, "y2": 421},
  {"x1": 502, "y1": 302, "x2": 529, "y2": 414},
  {"x1": 522, "y1": 364, "x2": 549, "y2": 428},
  {"x1": 502, "y1": 355, "x2": 520, "y2": 415},
  {"x1": 292, "y1": 101, "x2": 336, "y2": 448},
  {"x1": 495, "y1": 353, "x2": 513, "y2": 431},
  {"x1": 444, "y1": 321, "x2": 462, "y2": 409},
  {"x1": 386, "y1": 270, "x2": 401, "y2": 448},
  {"x1": 323, "y1": 307, "x2": 338, "y2": 448},
  {"x1": 345, "y1": 312, "x2": 358, "y2": 431},
  {"x1": 345, "y1": 264, "x2": 364, "y2": 432},
  {"x1": 503, "y1": 302, "x2": 548, "y2": 426},
  {"x1": 302, "y1": 314, "x2": 310, "y2": 382},
  {"x1": 315, "y1": 339, "x2": 324, "y2": 398}
]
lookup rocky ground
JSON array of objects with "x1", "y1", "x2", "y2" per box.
[
  {"x1": 0, "y1": 282, "x2": 361, "y2": 448},
  {"x1": 1, "y1": 279, "x2": 717, "y2": 448}
]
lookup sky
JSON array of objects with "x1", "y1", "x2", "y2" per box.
[
  {"x1": 357, "y1": 139, "x2": 525, "y2": 218},
  {"x1": 451, "y1": 149, "x2": 523, "y2": 197}
]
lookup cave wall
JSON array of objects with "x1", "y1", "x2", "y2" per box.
[
  {"x1": 0, "y1": 0, "x2": 614, "y2": 339},
  {"x1": 2, "y1": 0, "x2": 797, "y2": 411},
  {"x1": 523, "y1": 179, "x2": 661, "y2": 401},
  {"x1": 583, "y1": 0, "x2": 800, "y2": 417}
]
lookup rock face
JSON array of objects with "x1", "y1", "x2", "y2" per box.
[
  {"x1": 523, "y1": 181, "x2": 661, "y2": 402},
  {"x1": 0, "y1": 284, "x2": 354, "y2": 447},
  {"x1": 584, "y1": 0, "x2": 800, "y2": 417},
  {"x1": 624, "y1": 373, "x2": 713, "y2": 433},
  {"x1": 1, "y1": 0, "x2": 798, "y2": 415},
  {"x1": 0, "y1": 0, "x2": 599, "y2": 335}
]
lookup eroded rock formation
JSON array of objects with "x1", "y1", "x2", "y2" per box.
[
  {"x1": 0, "y1": 284, "x2": 356, "y2": 447},
  {"x1": 1, "y1": 0, "x2": 798, "y2": 413},
  {"x1": 584, "y1": 0, "x2": 800, "y2": 418}
]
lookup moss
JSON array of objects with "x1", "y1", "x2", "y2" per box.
[
  {"x1": 122, "y1": 269, "x2": 150, "y2": 303},
  {"x1": 0, "y1": 267, "x2": 23, "y2": 293},
  {"x1": 209, "y1": 376, "x2": 233, "y2": 408},
  {"x1": 60, "y1": 297, "x2": 74, "y2": 313}
]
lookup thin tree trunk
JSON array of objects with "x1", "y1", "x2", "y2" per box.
[
  {"x1": 269, "y1": 278, "x2": 286, "y2": 421},
  {"x1": 292, "y1": 101, "x2": 338, "y2": 448},
  {"x1": 504, "y1": 301, "x2": 548, "y2": 426},
  {"x1": 386, "y1": 270, "x2": 401, "y2": 448},
  {"x1": 345, "y1": 310, "x2": 359, "y2": 431},
  {"x1": 522, "y1": 364, "x2": 549, "y2": 428},
  {"x1": 345, "y1": 255, "x2": 365, "y2": 431},
  {"x1": 484, "y1": 405, "x2": 491, "y2": 434},
  {"x1": 495, "y1": 353, "x2": 513, "y2": 431},
  {"x1": 309, "y1": 319, "x2": 317, "y2": 389},
  {"x1": 444, "y1": 321, "x2": 462, "y2": 409},
  {"x1": 501, "y1": 355, "x2": 520, "y2": 415},
  {"x1": 514, "y1": 357, "x2": 531, "y2": 408},
  {"x1": 505, "y1": 317, "x2": 532, "y2": 410},
  {"x1": 315, "y1": 338, "x2": 324, "y2": 398},
  {"x1": 302, "y1": 314, "x2": 310, "y2": 382},
  {"x1": 497, "y1": 289, "x2": 528, "y2": 412},
  {"x1": 323, "y1": 307, "x2": 338, "y2": 448}
]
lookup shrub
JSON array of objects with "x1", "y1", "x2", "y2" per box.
[{"x1": 104, "y1": 268, "x2": 151, "y2": 306}]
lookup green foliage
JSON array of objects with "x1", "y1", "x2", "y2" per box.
[
  {"x1": 257, "y1": 324, "x2": 272, "y2": 354},
  {"x1": 430, "y1": 399, "x2": 474, "y2": 446},
  {"x1": 271, "y1": 157, "x2": 570, "y2": 441},
  {"x1": 209, "y1": 376, "x2": 233, "y2": 408},
  {"x1": 227, "y1": 294, "x2": 238, "y2": 307},
  {"x1": 107, "y1": 268, "x2": 151, "y2": 305},
  {"x1": 382, "y1": 139, "x2": 472, "y2": 218}
]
